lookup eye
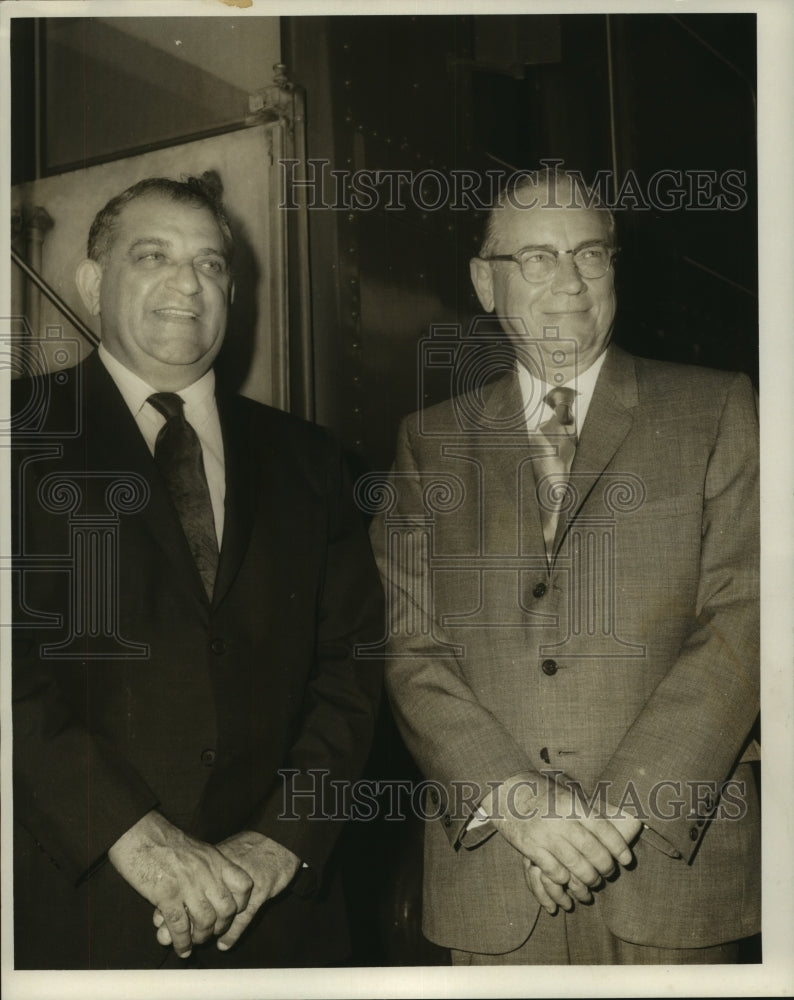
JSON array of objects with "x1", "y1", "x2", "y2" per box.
[
  {"x1": 137, "y1": 251, "x2": 166, "y2": 265},
  {"x1": 196, "y1": 257, "x2": 227, "y2": 275},
  {"x1": 578, "y1": 246, "x2": 607, "y2": 260}
]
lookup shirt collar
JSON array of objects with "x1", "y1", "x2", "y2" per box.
[
  {"x1": 516, "y1": 348, "x2": 608, "y2": 436},
  {"x1": 97, "y1": 343, "x2": 216, "y2": 418}
]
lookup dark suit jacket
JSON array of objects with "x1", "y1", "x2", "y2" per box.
[
  {"x1": 12, "y1": 352, "x2": 383, "y2": 969},
  {"x1": 372, "y1": 345, "x2": 760, "y2": 954}
]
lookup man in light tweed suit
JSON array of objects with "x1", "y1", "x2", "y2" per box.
[{"x1": 371, "y1": 168, "x2": 759, "y2": 964}]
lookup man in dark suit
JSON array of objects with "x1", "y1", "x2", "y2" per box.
[
  {"x1": 11, "y1": 176, "x2": 383, "y2": 969},
  {"x1": 371, "y1": 168, "x2": 759, "y2": 964}
]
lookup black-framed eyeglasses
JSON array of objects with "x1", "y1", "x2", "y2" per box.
[{"x1": 479, "y1": 244, "x2": 619, "y2": 283}]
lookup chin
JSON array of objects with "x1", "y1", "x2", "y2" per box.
[
  {"x1": 155, "y1": 352, "x2": 204, "y2": 367},
  {"x1": 155, "y1": 339, "x2": 218, "y2": 365}
]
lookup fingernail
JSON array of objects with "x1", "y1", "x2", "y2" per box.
[
  {"x1": 217, "y1": 941, "x2": 229, "y2": 951},
  {"x1": 179, "y1": 950, "x2": 192, "y2": 960}
]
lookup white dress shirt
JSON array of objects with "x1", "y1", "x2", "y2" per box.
[{"x1": 97, "y1": 345, "x2": 226, "y2": 545}]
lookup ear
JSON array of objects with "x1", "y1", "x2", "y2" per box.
[
  {"x1": 75, "y1": 259, "x2": 103, "y2": 316},
  {"x1": 469, "y1": 257, "x2": 495, "y2": 313}
]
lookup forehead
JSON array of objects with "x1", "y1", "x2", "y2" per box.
[
  {"x1": 111, "y1": 195, "x2": 225, "y2": 250},
  {"x1": 492, "y1": 201, "x2": 611, "y2": 251}
]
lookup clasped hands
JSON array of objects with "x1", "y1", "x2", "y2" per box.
[
  {"x1": 488, "y1": 775, "x2": 643, "y2": 916},
  {"x1": 107, "y1": 810, "x2": 300, "y2": 958}
]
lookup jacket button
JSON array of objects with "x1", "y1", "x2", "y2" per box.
[
  {"x1": 201, "y1": 748, "x2": 216, "y2": 767},
  {"x1": 541, "y1": 659, "x2": 558, "y2": 676},
  {"x1": 540, "y1": 747, "x2": 550, "y2": 764},
  {"x1": 689, "y1": 827, "x2": 699, "y2": 841},
  {"x1": 532, "y1": 582, "x2": 547, "y2": 599},
  {"x1": 210, "y1": 638, "x2": 226, "y2": 655},
  {"x1": 430, "y1": 789, "x2": 439, "y2": 805}
]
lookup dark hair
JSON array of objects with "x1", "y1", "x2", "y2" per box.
[{"x1": 87, "y1": 171, "x2": 234, "y2": 263}]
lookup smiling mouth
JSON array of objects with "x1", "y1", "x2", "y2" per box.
[{"x1": 154, "y1": 308, "x2": 200, "y2": 321}]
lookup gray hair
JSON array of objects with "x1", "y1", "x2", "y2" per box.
[{"x1": 479, "y1": 167, "x2": 616, "y2": 257}]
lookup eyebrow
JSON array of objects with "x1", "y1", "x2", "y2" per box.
[
  {"x1": 127, "y1": 237, "x2": 170, "y2": 253},
  {"x1": 517, "y1": 239, "x2": 610, "y2": 253}
]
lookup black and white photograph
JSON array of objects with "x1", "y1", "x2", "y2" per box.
[{"x1": 2, "y1": 1, "x2": 792, "y2": 997}]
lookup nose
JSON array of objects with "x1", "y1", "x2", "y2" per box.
[
  {"x1": 166, "y1": 261, "x2": 202, "y2": 296},
  {"x1": 550, "y1": 253, "x2": 585, "y2": 294}
]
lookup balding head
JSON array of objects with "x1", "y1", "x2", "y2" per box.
[{"x1": 479, "y1": 168, "x2": 616, "y2": 258}]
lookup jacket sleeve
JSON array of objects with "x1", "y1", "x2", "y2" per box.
[
  {"x1": 12, "y1": 439, "x2": 159, "y2": 884},
  {"x1": 596, "y1": 372, "x2": 760, "y2": 861},
  {"x1": 245, "y1": 435, "x2": 384, "y2": 885}
]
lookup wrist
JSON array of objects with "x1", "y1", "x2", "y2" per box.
[
  {"x1": 490, "y1": 774, "x2": 543, "y2": 829},
  {"x1": 108, "y1": 809, "x2": 170, "y2": 861}
]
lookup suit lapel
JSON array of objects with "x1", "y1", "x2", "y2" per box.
[
  {"x1": 476, "y1": 372, "x2": 549, "y2": 561},
  {"x1": 212, "y1": 393, "x2": 260, "y2": 609},
  {"x1": 81, "y1": 353, "x2": 213, "y2": 607},
  {"x1": 554, "y1": 345, "x2": 638, "y2": 553}
]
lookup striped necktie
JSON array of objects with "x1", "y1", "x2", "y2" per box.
[{"x1": 535, "y1": 386, "x2": 578, "y2": 556}]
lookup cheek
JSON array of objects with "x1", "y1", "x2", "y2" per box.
[
  {"x1": 597, "y1": 280, "x2": 616, "y2": 311},
  {"x1": 493, "y1": 271, "x2": 521, "y2": 309},
  {"x1": 204, "y1": 278, "x2": 228, "y2": 304},
  {"x1": 204, "y1": 301, "x2": 229, "y2": 342},
  {"x1": 503, "y1": 280, "x2": 541, "y2": 317},
  {"x1": 116, "y1": 277, "x2": 152, "y2": 317},
  {"x1": 207, "y1": 292, "x2": 229, "y2": 326},
  {"x1": 598, "y1": 290, "x2": 617, "y2": 325}
]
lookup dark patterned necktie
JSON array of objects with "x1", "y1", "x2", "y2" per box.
[
  {"x1": 148, "y1": 392, "x2": 218, "y2": 600},
  {"x1": 535, "y1": 386, "x2": 578, "y2": 554}
]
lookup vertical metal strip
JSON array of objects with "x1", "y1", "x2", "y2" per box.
[
  {"x1": 605, "y1": 14, "x2": 619, "y2": 201},
  {"x1": 290, "y1": 85, "x2": 315, "y2": 422},
  {"x1": 254, "y1": 68, "x2": 313, "y2": 419},
  {"x1": 34, "y1": 20, "x2": 42, "y2": 180},
  {"x1": 268, "y1": 120, "x2": 290, "y2": 412}
]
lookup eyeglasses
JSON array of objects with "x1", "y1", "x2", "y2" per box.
[{"x1": 479, "y1": 244, "x2": 618, "y2": 283}]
